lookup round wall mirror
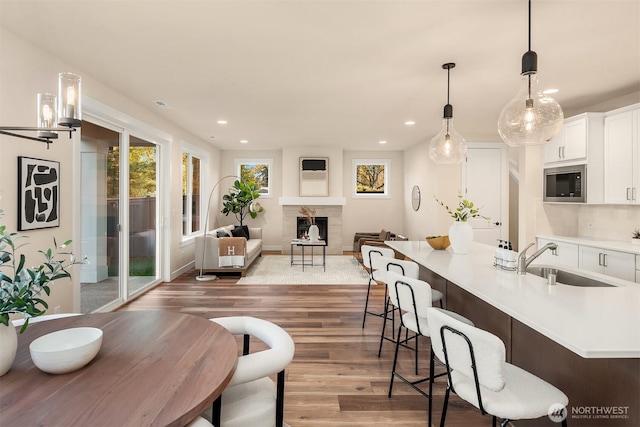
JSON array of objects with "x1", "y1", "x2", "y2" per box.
[{"x1": 411, "y1": 185, "x2": 421, "y2": 211}]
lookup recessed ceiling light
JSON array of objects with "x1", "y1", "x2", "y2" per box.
[
  {"x1": 379, "y1": 140, "x2": 387, "y2": 144},
  {"x1": 543, "y1": 88, "x2": 559, "y2": 95},
  {"x1": 240, "y1": 139, "x2": 248, "y2": 144},
  {"x1": 210, "y1": 136, "x2": 216, "y2": 139},
  {"x1": 404, "y1": 121, "x2": 416, "y2": 126},
  {"x1": 217, "y1": 120, "x2": 227, "y2": 125}
]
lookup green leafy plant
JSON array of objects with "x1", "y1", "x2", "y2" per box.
[
  {"x1": 0, "y1": 211, "x2": 83, "y2": 333},
  {"x1": 633, "y1": 229, "x2": 640, "y2": 239},
  {"x1": 221, "y1": 180, "x2": 264, "y2": 227},
  {"x1": 434, "y1": 193, "x2": 490, "y2": 222}
]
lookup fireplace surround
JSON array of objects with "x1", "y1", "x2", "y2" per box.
[{"x1": 282, "y1": 205, "x2": 342, "y2": 255}]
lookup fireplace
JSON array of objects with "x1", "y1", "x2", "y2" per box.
[
  {"x1": 297, "y1": 216, "x2": 328, "y2": 244},
  {"x1": 282, "y1": 205, "x2": 342, "y2": 255}
]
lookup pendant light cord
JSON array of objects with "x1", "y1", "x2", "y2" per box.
[
  {"x1": 528, "y1": 0, "x2": 532, "y2": 52},
  {"x1": 527, "y1": 0, "x2": 533, "y2": 100},
  {"x1": 446, "y1": 66, "x2": 451, "y2": 105}
]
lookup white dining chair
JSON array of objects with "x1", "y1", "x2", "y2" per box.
[
  {"x1": 11, "y1": 312, "x2": 81, "y2": 328},
  {"x1": 360, "y1": 244, "x2": 395, "y2": 328},
  {"x1": 427, "y1": 307, "x2": 569, "y2": 427},
  {"x1": 386, "y1": 271, "x2": 473, "y2": 427},
  {"x1": 207, "y1": 316, "x2": 295, "y2": 427}
]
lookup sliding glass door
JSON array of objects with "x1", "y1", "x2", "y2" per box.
[
  {"x1": 80, "y1": 121, "x2": 160, "y2": 312},
  {"x1": 127, "y1": 136, "x2": 158, "y2": 297}
]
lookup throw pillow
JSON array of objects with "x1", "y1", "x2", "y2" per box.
[
  {"x1": 239, "y1": 225, "x2": 251, "y2": 240},
  {"x1": 231, "y1": 226, "x2": 248, "y2": 239},
  {"x1": 216, "y1": 230, "x2": 230, "y2": 238}
]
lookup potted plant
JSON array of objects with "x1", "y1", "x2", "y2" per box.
[
  {"x1": 632, "y1": 229, "x2": 640, "y2": 246},
  {"x1": 0, "y1": 210, "x2": 83, "y2": 375},
  {"x1": 221, "y1": 180, "x2": 264, "y2": 229},
  {"x1": 434, "y1": 194, "x2": 489, "y2": 254}
]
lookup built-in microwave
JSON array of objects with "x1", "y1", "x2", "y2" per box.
[{"x1": 543, "y1": 164, "x2": 586, "y2": 203}]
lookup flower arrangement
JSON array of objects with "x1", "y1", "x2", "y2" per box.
[
  {"x1": 434, "y1": 193, "x2": 489, "y2": 222},
  {"x1": 299, "y1": 206, "x2": 316, "y2": 225},
  {"x1": 0, "y1": 210, "x2": 83, "y2": 333}
]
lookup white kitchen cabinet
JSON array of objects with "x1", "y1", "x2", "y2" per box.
[
  {"x1": 636, "y1": 254, "x2": 640, "y2": 284},
  {"x1": 604, "y1": 105, "x2": 640, "y2": 204},
  {"x1": 543, "y1": 113, "x2": 603, "y2": 165},
  {"x1": 536, "y1": 238, "x2": 579, "y2": 267},
  {"x1": 579, "y1": 246, "x2": 636, "y2": 282}
]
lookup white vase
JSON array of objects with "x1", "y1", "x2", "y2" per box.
[
  {"x1": 308, "y1": 224, "x2": 320, "y2": 242},
  {"x1": 448, "y1": 221, "x2": 473, "y2": 254},
  {"x1": 0, "y1": 322, "x2": 18, "y2": 376}
]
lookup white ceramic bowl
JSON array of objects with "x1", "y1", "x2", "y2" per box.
[{"x1": 29, "y1": 327, "x2": 103, "y2": 374}]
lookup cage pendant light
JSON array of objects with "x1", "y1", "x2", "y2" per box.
[
  {"x1": 497, "y1": 0, "x2": 563, "y2": 146},
  {"x1": 429, "y1": 63, "x2": 467, "y2": 164}
]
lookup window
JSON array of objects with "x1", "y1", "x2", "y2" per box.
[
  {"x1": 182, "y1": 152, "x2": 202, "y2": 237},
  {"x1": 235, "y1": 158, "x2": 273, "y2": 196},
  {"x1": 353, "y1": 159, "x2": 390, "y2": 197}
]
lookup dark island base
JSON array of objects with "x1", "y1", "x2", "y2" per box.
[{"x1": 420, "y1": 266, "x2": 639, "y2": 427}]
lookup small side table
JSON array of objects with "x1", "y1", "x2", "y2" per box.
[{"x1": 290, "y1": 239, "x2": 327, "y2": 271}]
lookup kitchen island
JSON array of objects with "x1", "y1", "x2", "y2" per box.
[{"x1": 386, "y1": 240, "x2": 640, "y2": 427}]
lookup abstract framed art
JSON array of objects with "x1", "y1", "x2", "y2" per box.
[{"x1": 17, "y1": 156, "x2": 60, "y2": 230}]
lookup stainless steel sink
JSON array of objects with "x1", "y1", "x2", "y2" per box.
[{"x1": 526, "y1": 265, "x2": 619, "y2": 287}]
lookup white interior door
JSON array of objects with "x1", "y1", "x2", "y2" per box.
[{"x1": 463, "y1": 146, "x2": 506, "y2": 247}]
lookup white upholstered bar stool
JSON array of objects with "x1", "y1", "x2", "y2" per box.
[
  {"x1": 427, "y1": 307, "x2": 569, "y2": 427},
  {"x1": 386, "y1": 271, "x2": 473, "y2": 427},
  {"x1": 207, "y1": 316, "x2": 295, "y2": 427},
  {"x1": 375, "y1": 256, "x2": 444, "y2": 361},
  {"x1": 360, "y1": 244, "x2": 395, "y2": 328}
]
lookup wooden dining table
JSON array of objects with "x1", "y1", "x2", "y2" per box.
[{"x1": 0, "y1": 311, "x2": 237, "y2": 427}]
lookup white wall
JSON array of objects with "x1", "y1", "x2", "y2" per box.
[
  {"x1": 282, "y1": 146, "x2": 343, "y2": 198},
  {"x1": 341, "y1": 150, "x2": 406, "y2": 248},
  {"x1": 219, "y1": 148, "x2": 408, "y2": 252},
  {"x1": 402, "y1": 142, "x2": 462, "y2": 240},
  {"x1": 219, "y1": 149, "x2": 282, "y2": 249},
  {"x1": 0, "y1": 28, "x2": 220, "y2": 313}
]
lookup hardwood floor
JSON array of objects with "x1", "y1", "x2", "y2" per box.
[{"x1": 119, "y1": 256, "x2": 489, "y2": 427}]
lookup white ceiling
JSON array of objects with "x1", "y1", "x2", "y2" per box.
[{"x1": 1, "y1": 0, "x2": 639, "y2": 152}]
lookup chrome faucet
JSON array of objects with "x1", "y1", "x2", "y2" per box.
[{"x1": 517, "y1": 242, "x2": 558, "y2": 274}]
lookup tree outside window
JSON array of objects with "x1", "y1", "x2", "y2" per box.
[
  {"x1": 181, "y1": 152, "x2": 202, "y2": 237},
  {"x1": 107, "y1": 146, "x2": 157, "y2": 198}
]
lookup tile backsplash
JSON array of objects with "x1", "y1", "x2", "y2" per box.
[{"x1": 538, "y1": 202, "x2": 640, "y2": 241}]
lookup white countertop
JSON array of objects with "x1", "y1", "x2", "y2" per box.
[
  {"x1": 386, "y1": 240, "x2": 640, "y2": 359},
  {"x1": 537, "y1": 234, "x2": 640, "y2": 255}
]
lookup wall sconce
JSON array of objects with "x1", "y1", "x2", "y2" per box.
[{"x1": 0, "y1": 72, "x2": 82, "y2": 148}]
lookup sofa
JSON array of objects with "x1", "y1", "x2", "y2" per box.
[{"x1": 195, "y1": 225, "x2": 263, "y2": 277}]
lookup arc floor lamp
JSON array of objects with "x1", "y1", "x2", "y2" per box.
[{"x1": 196, "y1": 175, "x2": 239, "y2": 281}]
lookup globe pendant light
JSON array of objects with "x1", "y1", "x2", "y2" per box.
[
  {"x1": 429, "y1": 63, "x2": 467, "y2": 164},
  {"x1": 497, "y1": 0, "x2": 563, "y2": 146}
]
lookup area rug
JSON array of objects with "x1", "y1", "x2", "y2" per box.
[{"x1": 236, "y1": 255, "x2": 369, "y2": 285}]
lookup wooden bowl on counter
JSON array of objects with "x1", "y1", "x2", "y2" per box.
[{"x1": 425, "y1": 235, "x2": 450, "y2": 250}]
